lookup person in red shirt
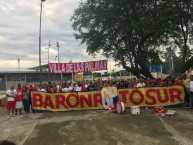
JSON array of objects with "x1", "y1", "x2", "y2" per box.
[
  {"x1": 15, "y1": 84, "x2": 23, "y2": 115},
  {"x1": 131, "y1": 78, "x2": 138, "y2": 88},
  {"x1": 167, "y1": 78, "x2": 173, "y2": 86},
  {"x1": 81, "y1": 84, "x2": 87, "y2": 92},
  {"x1": 174, "y1": 76, "x2": 183, "y2": 85},
  {"x1": 157, "y1": 79, "x2": 165, "y2": 87},
  {"x1": 145, "y1": 78, "x2": 152, "y2": 87}
]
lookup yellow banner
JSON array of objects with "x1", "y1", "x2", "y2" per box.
[
  {"x1": 117, "y1": 85, "x2": 184, "y2": 107},
  {"x1": 31, "y1": 85, "x2": 184, "y2": 111},
  {"x1": 31, "y1": 91, "x2": 104, "y2": 111}
]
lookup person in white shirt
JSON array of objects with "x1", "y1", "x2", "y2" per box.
[
  {"x1": 84, "y1": 80, "x2": 89, "y2": 88},
  {"x1": 61, "y1": 84, "x2": 69, "y2": 92},
  {"x1": 75, "y1": 84, "x2": 82, "y2": 92},
  {"x1": 137, "y1": 79, "x2": 146, "y2": 88},
  {"x1": 6, "y1": 84, "x2": 17, "y2": 118},
  {"x1": 136, "y1": 79, "x2": 147, "y2": 109},
  {"x1": 38, "y1": 85, "x2": 46, "y2": 92},
  {"x1": 187, "y1": 75, "x2": 193, "y2": 108}
]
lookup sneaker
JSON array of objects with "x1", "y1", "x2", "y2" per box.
[
  {"x1": 7, "y1": 116, "x2": 10, "y2": 119},
  {"x1": 19, "y1": 112, "x2": 23, "y2": 115}
]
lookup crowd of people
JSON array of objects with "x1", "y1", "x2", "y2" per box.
[{"x1": 5, "y1": 74, "x2": 193, "y2": 118}]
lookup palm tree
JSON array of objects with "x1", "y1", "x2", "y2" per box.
[{"x1": 178, "y1": 45, "x2": 193, "y2": 63}]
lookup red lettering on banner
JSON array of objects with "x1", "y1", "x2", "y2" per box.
[
  {"x1": 130, "y1": 90, "x2": 144, "y2": 105},
  {"x1": 145, "y1": 89, "x2": 156, "y2": 105},
  {"x1": 119, "y1": 90, "x2": 128, "y2": 103},
  {"x1": 103, "y1": 60, "x2": 107, "y2": 70},
  {"x1": 100, "y1": 61, "x2": 104, "y2": 70},
  {"x1": 79, "y1": 94, "x2": 93, "y2": 108},
  {"x1": 57, "y1": 63, "x2": 61, "y2": 73},
  {"x1": 66, "y1": 94, "x2": 79, "y2": 108},
  {"x1": 54, "y1": 63, "x2": 59, "y2": 73},
  {"x1": 81, "y1": 63, "x2": 84, "y2": 72},
  {"x1": 44, "y1": 95, "x2": 55, "y2": 109},
  {"x1": 54, "y1": 64, "x2": 57, "y2": 73},
  {"x1": 74, "y1": 63, "x2": 81, "y2": 73},
  {"x1": 157, "y1": 89, "x2": 169, "y2": 103},
  {"x1": 169, "y1": 88, "x2": 183, "y2": 103},
  {"x1": 49, "y1": 64, "x2": 54, "y2": 74},
  {"x1": 61, "y1": 64, "x2": 65, "y2": 73},
  {"x1": 49, "y1": 60, "x2": 108, "y2": 74},
  {"x1": 95, "y1": 61, "x2": 99, "y2": 71},
  {"x1": 55, "y1": 95, "x2": 68, "y2": 109},
  {"x1": 85, "y1": 62, "x2": 88, "y2": 72},
  {"x1": 70, "y1": 63, "x2": 73, "y2": 73},
  {"x1": 93, "y1": 93, "x2": 102, "y2": 107},
  {"x1": 32, "y1": 93, "x2": 43, "y2": 107},
  {"x1": 66, "y1": 64, "x2": 70, "y2": 73}
]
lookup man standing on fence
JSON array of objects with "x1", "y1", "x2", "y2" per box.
[
  {"x1": 6, "y1": 84, "x2": 17, "y2": 119},
  {"x1": 15, "y1": 84, "x2": 23, "y2": 115}
]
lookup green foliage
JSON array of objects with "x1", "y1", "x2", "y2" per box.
[
  {"x1": 0, "y1": 97, "x2": 7, "y2": 107},
  {"x1": 178, "y1": 45, "x2": 193, "y2": 63},
  {"x1": 71, "y1": 0, "x2": 193, "y2": 77}
]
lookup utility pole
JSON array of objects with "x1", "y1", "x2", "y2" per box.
[
  {"x1": 18, "y1": 58, "x2": 20, "y2": 72},
  {"x1": 48, "y1": 40, "x2": 51, "y2": 64},
  {"x1": 48, "y1": 40, "x2": 51, "y2": 81},
  {"x1": 69, "y1": 60, "x2": 73, "y2": 82},
  {"x1": 39, "y1": 0, "x2": 46, "y2": 85},
  {"x1": 57, "y1": 42, "x2": 59, "y2": 63},
  {"x1": 57, "y1": 42, "x2": 63, "y2": 81},
  {"x1": 18, "y1": 58, "x2": 21, "y2": 83}
]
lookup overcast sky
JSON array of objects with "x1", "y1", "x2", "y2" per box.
[{"x1": 0, "y1": 0, "x2": 115, "y2": 72}]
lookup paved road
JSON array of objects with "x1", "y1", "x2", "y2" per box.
[{"x1": 0, "y1": 108, "x2": 193, "y2": 145}]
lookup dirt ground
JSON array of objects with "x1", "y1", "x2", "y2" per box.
[{"x1": 0, "y1": 107, "x2": 193, "y2": 145}]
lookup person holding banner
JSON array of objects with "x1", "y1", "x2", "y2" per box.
[
  {"x1": 61, "y1": 83, "x2": 69, "y2": 92},
  {"x1": 137, "y1": 79, "x2": 145, "y2": 88},
  {"x1": 81, "y1": 84, "x2": 87, "y2": 92},
  {"x1": 187, "y1": 75, "x2": 193, "y2": 108},
  {"x1": 182, "y1": 75, "x2": 190, "y2": 107},
  {"x1": 131, "y1": 78, "x2": 138, "y2": 88}
]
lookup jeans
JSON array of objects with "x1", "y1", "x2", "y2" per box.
[
  {"x1": 184, "y1": 87, "x2": 190, "y2": 106},
  {"x1": 23, "y1": 100, "x2": 30, "y2": 113},
  {"x1": 190, "y1": 92, "x2": 193, "y2": 107}
]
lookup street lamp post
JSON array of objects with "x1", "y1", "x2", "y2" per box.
[
  {"x1": 18, "y1": 58, "x2": 21, "y2": 83},
  {"x1": 69, "y1": 60, "x2": 73, "y2": 82},
  {"x1": 57, "y1": 42, "x2": 63, "y2": 81},
  {"x1": 48, "y1": 40, "x2": 51, "y2": 80},
  {"x1": 55, "y1": 56, "x2": 58, "y2": 63},
  {"x1": 56, "y1": 42, "x2": 59, "y2": 63},
  {"x1": 48, "y1": 40, "x2": 51, "y2": 64},
  {"x1": 39, "y1": 0, "x2": 46, "y2": 85},
  {"x1": 55, "y1": 55, "x2": 58, "y2": 80}
]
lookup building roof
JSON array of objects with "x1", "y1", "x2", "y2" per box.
[{"x1": 28, "y1": 64, "x2": 49, "y2": 71}]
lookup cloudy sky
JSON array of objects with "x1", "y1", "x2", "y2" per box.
[{"x1": 0, "y1": 0, "x2": 114, "y2": 72}]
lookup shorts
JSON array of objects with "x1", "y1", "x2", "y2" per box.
[
  {"x1": 15, "y1": 101, "x2": 23, "y2": 109},
  {"x1": 7, "y1": 101, "x2": 16, "y2": 110}
]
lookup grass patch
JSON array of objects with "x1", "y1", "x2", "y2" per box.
[
  {"x1": 0, "y1": 97, "x2": 7, "y2": 107},
  {"x1": 0, "y1": 91, "x2": 5, "y2": 95}
]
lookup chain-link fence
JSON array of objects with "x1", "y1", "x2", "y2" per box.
[{"x1": 0, "y1": 72, "x2": 72, "y2": 89}]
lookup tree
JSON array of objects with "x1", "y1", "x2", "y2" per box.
[
  {"x1": 178, "y1": 45, "x2": 193, "y2": 63},
  {"x1": 71, "y1": 0, "x2": 193, "y2": 77},
  {"x1": 170, "y1": 0, "x2": 193, "y2": 73},
  {"x1": 71, "y1": 0, "x2": 171, "y2": 78}
]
